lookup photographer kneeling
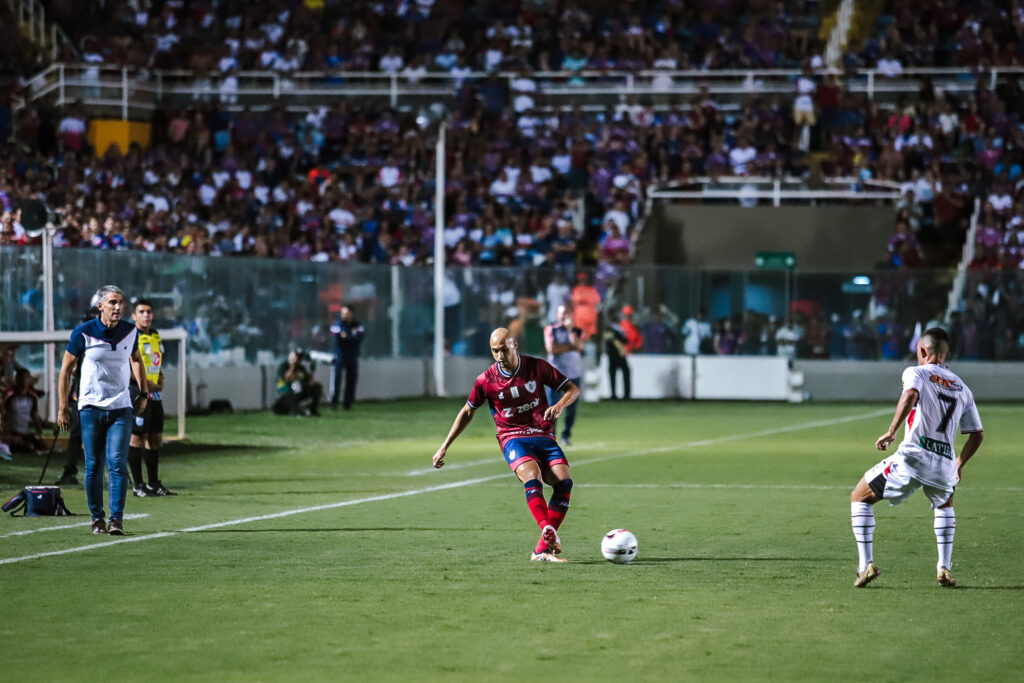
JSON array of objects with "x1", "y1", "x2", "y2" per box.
[{"x1": 273, "y1": 349, "x2": 322, "y2": 417}]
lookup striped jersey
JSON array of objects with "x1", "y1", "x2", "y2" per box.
[
  {"x1": 897, "y1": 363, "x2": 982, "y2": 486},
  {"x1": 67, "y1": 318, "x2": 138, "y2": 410}
]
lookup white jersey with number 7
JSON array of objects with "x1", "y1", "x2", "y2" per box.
[{"x1": 897, "y1": 363, "x2": 983, "y2": 487}]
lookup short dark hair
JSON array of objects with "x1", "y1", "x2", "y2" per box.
[
  {"x1": 921, "y1": 327, "x2": 950, "y2": 357},
  {"x1": 134, "y1": 298, "x2": 154, "y2": 310}
]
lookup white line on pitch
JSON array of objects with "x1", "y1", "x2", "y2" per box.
[
  {"x1": 0, "y1": 514, "x2": 150, "y2": 538},
  {"x1": 0, "y1": 409, "x2": 887, "y2": 566}
]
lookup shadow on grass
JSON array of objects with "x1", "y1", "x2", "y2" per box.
[
  {"x1": 161, "y1": 442, "x2": 278, "y2": 456},
  {"x1": 191, "y1": 527, "x2": 478, "y2": 533},
  {"x1": 568, "y1": 556, "x2": 841, "y2": 566},
  {"x1": 639, "y1": 556, "x2": 840, "y2": 563}
]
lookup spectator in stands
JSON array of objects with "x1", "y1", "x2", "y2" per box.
[
  {"x1": 2, "y1": 368, "x2": 45, "y2": 452},
  {"x1": 683, "y1": 310, "x2": 712, "y2": 356},
  {"x1": 642, "y1": 308, "x2": 677, "y2": 354}
]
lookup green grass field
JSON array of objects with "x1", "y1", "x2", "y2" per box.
[{"x1": 1, "y1": 399, "x2": 1022, "y2": 681}]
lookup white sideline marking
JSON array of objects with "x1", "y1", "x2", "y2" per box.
[
  {"x1": 1, "y1": 514, "x2": 149, "y2": 538},
  {"x1": 0, "y1": 409, "x2": 888, "y2": 566}
]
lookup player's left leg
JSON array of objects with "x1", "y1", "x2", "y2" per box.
[{"x1": 934, "y1": 493, "x2": 956, "y2": 587}]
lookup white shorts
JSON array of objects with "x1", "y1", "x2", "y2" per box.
[{"x1": 863, "y1": 454, "x2": 955, "y2": 508}]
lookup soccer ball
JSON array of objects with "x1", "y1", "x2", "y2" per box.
[{"x1": 601, "y1": 529, "x2": 638, "y2": 564}]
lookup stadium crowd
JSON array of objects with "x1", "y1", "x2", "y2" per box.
[{"x1": 0, "y1": 0, "x2": 1020, "y2": 273}]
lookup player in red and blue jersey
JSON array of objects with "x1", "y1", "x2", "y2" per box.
[{"x1": 433, "y1": 327, "x2": 580, "y2": 562}]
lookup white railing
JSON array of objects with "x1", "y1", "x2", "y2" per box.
[
  {"x1": 20, "y1": 63, "x2": 1024, "y2": 116},
  {"x1": 649, "y1": 176, "x2": 901, "y2": 207},
  {"x1": 4, "y1": 0, "x2": 77, "y2": 60}
]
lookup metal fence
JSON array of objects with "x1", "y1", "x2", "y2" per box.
[
  {"x1": 21, "y1": 63, "x2": 1024, "y2": 119},
  {"x1": 3, "y1": 246, "x2": 1019, "y2": 362}
]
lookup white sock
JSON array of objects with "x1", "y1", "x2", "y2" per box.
[
  {"x1": 934, "y1": 507, "x2": 956, "y2": 571},
  {"x1": 851, "y1": 502, "x2": 875, "y2": 572}
]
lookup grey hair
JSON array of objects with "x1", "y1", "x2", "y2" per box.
[{"x1": 92, "y1": 285, "x2": 124, "y2": 307}]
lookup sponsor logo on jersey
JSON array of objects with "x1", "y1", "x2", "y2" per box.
[
  {"x1": 919, "y1": 436, "x2": 953, "y2": 459},
  {"x1": 929, "y1": 374, "x2": 963, "y2": 391}
]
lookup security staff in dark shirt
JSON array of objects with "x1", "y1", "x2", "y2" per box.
[{"x1": 330, "y1": 305, "x2": 365, "y2": 410}]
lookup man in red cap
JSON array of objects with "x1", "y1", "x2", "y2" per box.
[{"x1": 604, "y1": 305, "x2": 643, "y2": 399}]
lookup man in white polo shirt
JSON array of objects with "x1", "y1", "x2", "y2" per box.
[{"x1": 58, "y1": 285, "x2": 149, "y2": 536}]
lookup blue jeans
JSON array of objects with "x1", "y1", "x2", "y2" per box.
[
  {"x1": 80, "y1": 406, "x2": 132, "y2": 521},
  {"x1": 546, "y1": 377, "x2": 581, "y2": 439}
]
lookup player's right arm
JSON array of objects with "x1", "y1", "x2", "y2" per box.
[
  {"x1": 875, "y1": 388, "x2": 919, "y2": 451},
  {"x1": 432, "y1": 402, "x2": 478, "y2": 469}
]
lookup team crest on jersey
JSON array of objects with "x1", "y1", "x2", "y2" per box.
[{"x1": 525, "y1": 381, "x2": 537, "y2": 394}]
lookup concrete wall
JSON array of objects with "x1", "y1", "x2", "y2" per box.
[
  {"x1": 649, "y1": 204, "x2": 894, "y2": 270},
  {"x1": 175, "y1": 357, "x2": 1024, "y2": 411},
  {"x1": 797, "y1": 360, "x2": 1024, "y2": 401}
]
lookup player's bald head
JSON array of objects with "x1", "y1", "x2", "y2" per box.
[
  {"x1": 919, "y1": 327, "x2": 950, "y2": 363},
  {"x1": 489, "y1": 327, "x2": 519, "y2": 369},
  {"x1": 490, "y1": 327, "x2": 511, "y2": 347}
]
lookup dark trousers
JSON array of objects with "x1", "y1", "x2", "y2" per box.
[
  {"x1": 273, "y1": 384, "x2": 322, "y2": 415},
  {"x1": 608, "y1": 355, "x2": 631, "y2": 399},
  {"x1": 332, "y1": 360, "x2": 358, "y2": 408}
]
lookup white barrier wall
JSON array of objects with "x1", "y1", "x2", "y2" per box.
[
  {"x1": 796, "y1": 360, "x2": 1024, "y2": 401},
  {"x1": 177, "y1": 357, "x2": 1023, "y2": 411}
]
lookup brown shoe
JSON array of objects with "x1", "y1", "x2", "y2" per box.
[
  {"x1": 108, "y1": 519, "x2": 124, "y2": 536},
  {"x1": 91, "y1": 519, "x2": 107, "y2": 534}
]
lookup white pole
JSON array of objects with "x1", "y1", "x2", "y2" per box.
[
  {"x1": 178, "y1": 336, "x2": 186, "y2": 439},
  {"x1": 390, "y1": 264, "x2": 401, "y2": 358},
  {"x1": 42, "y1": 223, "x2": 56, "y2": 419},
  {"x1": 122, "y1": 67, "x2": 129, "y2": 120},
  {"x1": 433, "y1": 124, "x2": 446, "y2": 397}
]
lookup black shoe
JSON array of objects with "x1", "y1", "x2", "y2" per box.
[
  {"x1": 56, "y1": 473, "x2": 79, "y2": 486},
  {"x1": 133, "y1": 485, "x2": 155, "y2": 498},
  {"x1": 150, "y1": 482, "x2": 178, "y2": 496}
]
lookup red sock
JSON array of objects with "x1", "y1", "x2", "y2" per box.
[
  {"x1": 535, "y1": 479, "x2": 573, "y2": 553},
  {"x1": 526, "y1": 495, "x2": 551, "y2": 529},
  {"x1": 523, "y1": 479, "x2": 550, "y2": 529}
]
